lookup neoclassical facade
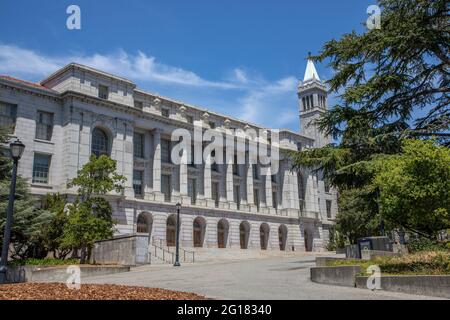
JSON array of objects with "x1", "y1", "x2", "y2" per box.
[{"x1": 0, "y1": 59, "x2": 337, "y2": 252}]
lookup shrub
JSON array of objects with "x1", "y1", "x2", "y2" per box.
[
  {"x1": 407, "y1": 237, "x2": 449, "y2": 253},
  {"x1": 9, "y1": 258, "x2": 79, "y2": 266},
  {"x1": 326, "y1": 251, "x2": 450, "y2": 275}
]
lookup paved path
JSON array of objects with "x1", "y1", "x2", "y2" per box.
[{"x1": 84, "y1": 255, "x2": 443, "y2": 300}]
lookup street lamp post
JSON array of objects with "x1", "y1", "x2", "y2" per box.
[
  {"x1": 174, "y1": 202, "x2": 181, "y2": 267},
  {"x1": 0, "y1": 139, "x2": 25, "y2": 284}
]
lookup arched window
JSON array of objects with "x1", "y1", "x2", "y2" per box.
[
  {"x1": 137, "y1": 213, "x2": 153, "y2": 234},
  {"x1": 92, "y1": 128, "x2": 109, "y2": 157}
]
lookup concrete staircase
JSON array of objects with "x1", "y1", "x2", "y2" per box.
[
  {"x1": 148, "y1": 236, "x2": 310, "y2": 264},
  {"x1": 149, "y1": 237, "x2": 195, "y2": 265},
  {"x1": 188, "y1": 247, "x2": 308, "y2": 263}
]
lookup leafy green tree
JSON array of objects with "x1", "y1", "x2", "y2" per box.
[
  {"x1": 0, "y1": 128, "x2": 53, "y2": 259},
  {"x1": 291, "y1": 0, "x2": 449, "y2": 244},
  {"x1": 314, "y1": 0, "x2": 449, "y2": 145},
  {"x1": 40, "y1": 193, "x2": 71, "y2": 259},
  {"x1": 375, "y1": 139, "x2": 450, "y2": 237},
  {"x1": 335, "y1": 187, "x2": 383, "y2": 244},
  {"x1": 67, "y1": 155, "x2": 126, "y2": 201},
  {"x1": 62, "y1": 155, "x2": 126, "y2": 263}
]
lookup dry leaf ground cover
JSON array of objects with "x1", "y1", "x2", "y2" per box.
[{"x1": 0, "y1": 283, "x2": 206, "y2": 300}]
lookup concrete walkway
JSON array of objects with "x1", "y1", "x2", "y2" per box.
[{"x1": 84, "y1": 255, "x2": 444, "y2": 300}]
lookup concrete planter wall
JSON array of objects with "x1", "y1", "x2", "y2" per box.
[
  {"x1": 315, "y1": 257, "x2": 348, "y2": 267},
  {"x1": 92, "y1": 234, "x2": 149, "y2": 266},
  {"x1": 7, "y1": 265, "x2": 130, "y2": 284},
  {"x1": 310, "y1": 265, "x2": 362, "y2": 287},
  {"x1": 356, "y1": 275, "x2": 450, "y2": 299}
]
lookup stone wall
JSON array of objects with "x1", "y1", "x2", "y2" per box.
[{"x1": 92, "y1": 234, "x2": 149, "y2": 266}]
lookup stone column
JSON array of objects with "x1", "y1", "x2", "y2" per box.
[
  {"x1": 144, "y1": 130, "x2": 153, "y2": 199},
  {"x1": 246, "y1": 163, "x2": 256, "y2": 212},
  {"x1": 218, "y1": 163, "x2": 228, "y2": 209},
  {"x1": 204, "y1": 155, "x2": 215, "y2": 207},
  {"x1": 305, "y1": 170, "x2": 319, "y2": 218},
  {"x1": 226, "y1": 150, "x2": 236, "y2": 210},
  {"x1": 265, "y1": 167, "x2": 275, "y2": 214},
  {"x1": 152, "y1": 128, "x2": 164, "y2": 201},
  {"x1": 179, "y1": 148, "x2": 190, "y2": 205}
]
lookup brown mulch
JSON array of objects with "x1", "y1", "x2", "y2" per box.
[{"x1": 0, "y1": 283, "x2": 206, "y2": 300}]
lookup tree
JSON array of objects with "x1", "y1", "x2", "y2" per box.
[
  {"x1": 291, "y1": 0, "x2": 449, "y2": 243},
  {"x1": 67, "y1": 154, "x2": 126, "y2": 201},
  {"x1": 62, "y1": 155, "x2": 126, "y2": 263},
  {"x1": 334, "y1": 187, "x2": 383, "y2": 244},
  {"x1": 375, "y1": 139, "x2": 450, "y2": 237},
  {"x1": 313, "y1": 0, "x2": 449, "y2": 145},
  {"x1": 0, "y1": 128, "x2": 53, "y2": 259},
  {"x1": 40, "y1": 193, "x2": 71, "y2": 259}
]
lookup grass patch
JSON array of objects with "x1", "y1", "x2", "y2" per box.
[
  {"x1": 9, "y1": 258, "x2": 80, "y2": 266},
  {"x1": 326, "y1": 251, "x2": 450, "y2": 275}
]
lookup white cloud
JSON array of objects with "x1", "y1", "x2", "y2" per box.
[
  {"x1": 238, "y1": 76, "x2": 299, "y2": 128},
  {"x1": 0, "y1": 43, "x2": 302, "y2": 130}
]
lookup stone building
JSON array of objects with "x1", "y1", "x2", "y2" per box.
[{"x1": 0, "y1": 58, "x2": 337, "y2": 253}]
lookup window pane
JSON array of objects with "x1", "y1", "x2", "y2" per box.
[
  {"x1": 162, "y1": 175, "x2": 171, "y2": 202},
  {"x1": 0, "y1": 101, "x2": 17, "y2": 132},
  {"x1": 253, "y1": 188, "x2": 259, "y2": 211},
  {"x1": 233, "y1": 185, "x2": 240, "y2": 210},
  {"x1": 212, "y1": 182, "x2": 219, "y2": 207},
  {"x1": 35, "y1": 111, "x2": 54, "y2": 141},
  {"x1": 161, "y1": 139, "x2": 171, "y2": 163},
  {"x1": 188, "y1": 178, "x2": 196, "y2": 204},
  {"x1": 92, "y1": 128, "x2": 108, "y2": 157},
  {"x1": 98, "y1": 85, "x2": 109, "y2": 99},
  {"x1": 326, "y1": 200, "x2": 332, "y2": 218},
  {"x1": 133, "y1": 170, "x2": 143, "y2": 197},
  {"x1": 33, "y1": 154, "x2": 51, "y2": 184},
  {"x1": 133, "y1": 133, "x2": 144, "y2": 158}
]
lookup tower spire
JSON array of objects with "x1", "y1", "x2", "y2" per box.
[{"x1": 303, "y1": 55, "x2": 321, "y2": 83}]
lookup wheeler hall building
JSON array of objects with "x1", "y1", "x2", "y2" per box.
[{"x1": 0, "y1": 59, "x2": 338, "y2": 262}]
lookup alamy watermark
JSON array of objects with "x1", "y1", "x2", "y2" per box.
[
  {"x1": 66, "y1": 265, "x2": 81, "y2": 290},
  {"x1": 169, "y1": 125, "x2": 281, "y2": 175},
  {"x1": 367, "y1": 5, "x2": 381, "y2": 30},
  {"x1": 66, "y1": 5, "x2": 81, "y2": 30},
  {"x1": 366, "y1": 265, "x2": 381, "y2": 290}
]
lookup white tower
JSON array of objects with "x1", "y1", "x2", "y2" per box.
[{"x1": 298, "y1": 56, "x2": 330, "y2": 148}]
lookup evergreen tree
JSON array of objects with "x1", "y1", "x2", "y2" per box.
[{"x1": 0, "y1": 128, "x2": 53, "y2": 259}]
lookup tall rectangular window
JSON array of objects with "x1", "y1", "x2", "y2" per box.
[
  {"x1": 233, "y1": 154, "x2": 239, "y2": 175},
  {"x1": 326, "y1": 200, "x2": 332, "y2": 218},
  {"x1": 35, "y1": 111, "x2": 54, "y2": 141},
  {"x1": 186, "y1": 115, "x2": 194, "y2": 124},
  {"x1": 133, "y1": 170, "x2": 143, "y2": 197},
  {"x1": 253, "y1": 165, "x2": 259, "y2": 180},
  {"x1": 212, "y1": 182, "x2": 219, "y2": 208},
  {"x1": 324, "y1": 180, "x2": 331, "y2": 193},
  {"x1": 0, "y1": 101, "x2": 17, "y2": 132},
  {"x1": 233, "y1": 185, "x2": 240, "y2": 210},
  {"x1": 271, "y1": 174, "x2": 277, "y2": 183},
  {"x1": 133, "y1": 132, "x2": 144, "y2": 158},
  {"x1": 254, "y1": 188, "x2": 260, "y2": 211},
  {"x1": 98, "y1": 84, "x2": 109, "y2": 99},
  {"x1": 162, "y1": 174, "x2": 171, "y2": 202},
  {"x1": 188, "y1": 178, "x2": 197, "y2": 204},
  {"x1": 32, "y1": 153, "x2": 51, "y2": 184},
  {"x1": 161, "y1": 139, "x2": 171, "y2": 163},
  {"x1": 272, "y1": 191, "x2": 277, "y2": 209}
]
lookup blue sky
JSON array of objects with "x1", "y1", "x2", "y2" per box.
[{"x1": 0, "y1": 0, "x2": 374, "y2": 131}]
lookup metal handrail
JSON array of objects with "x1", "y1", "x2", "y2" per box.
[{"x1": 151, "y1": 236, "x2": 195, "y2": 262}]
